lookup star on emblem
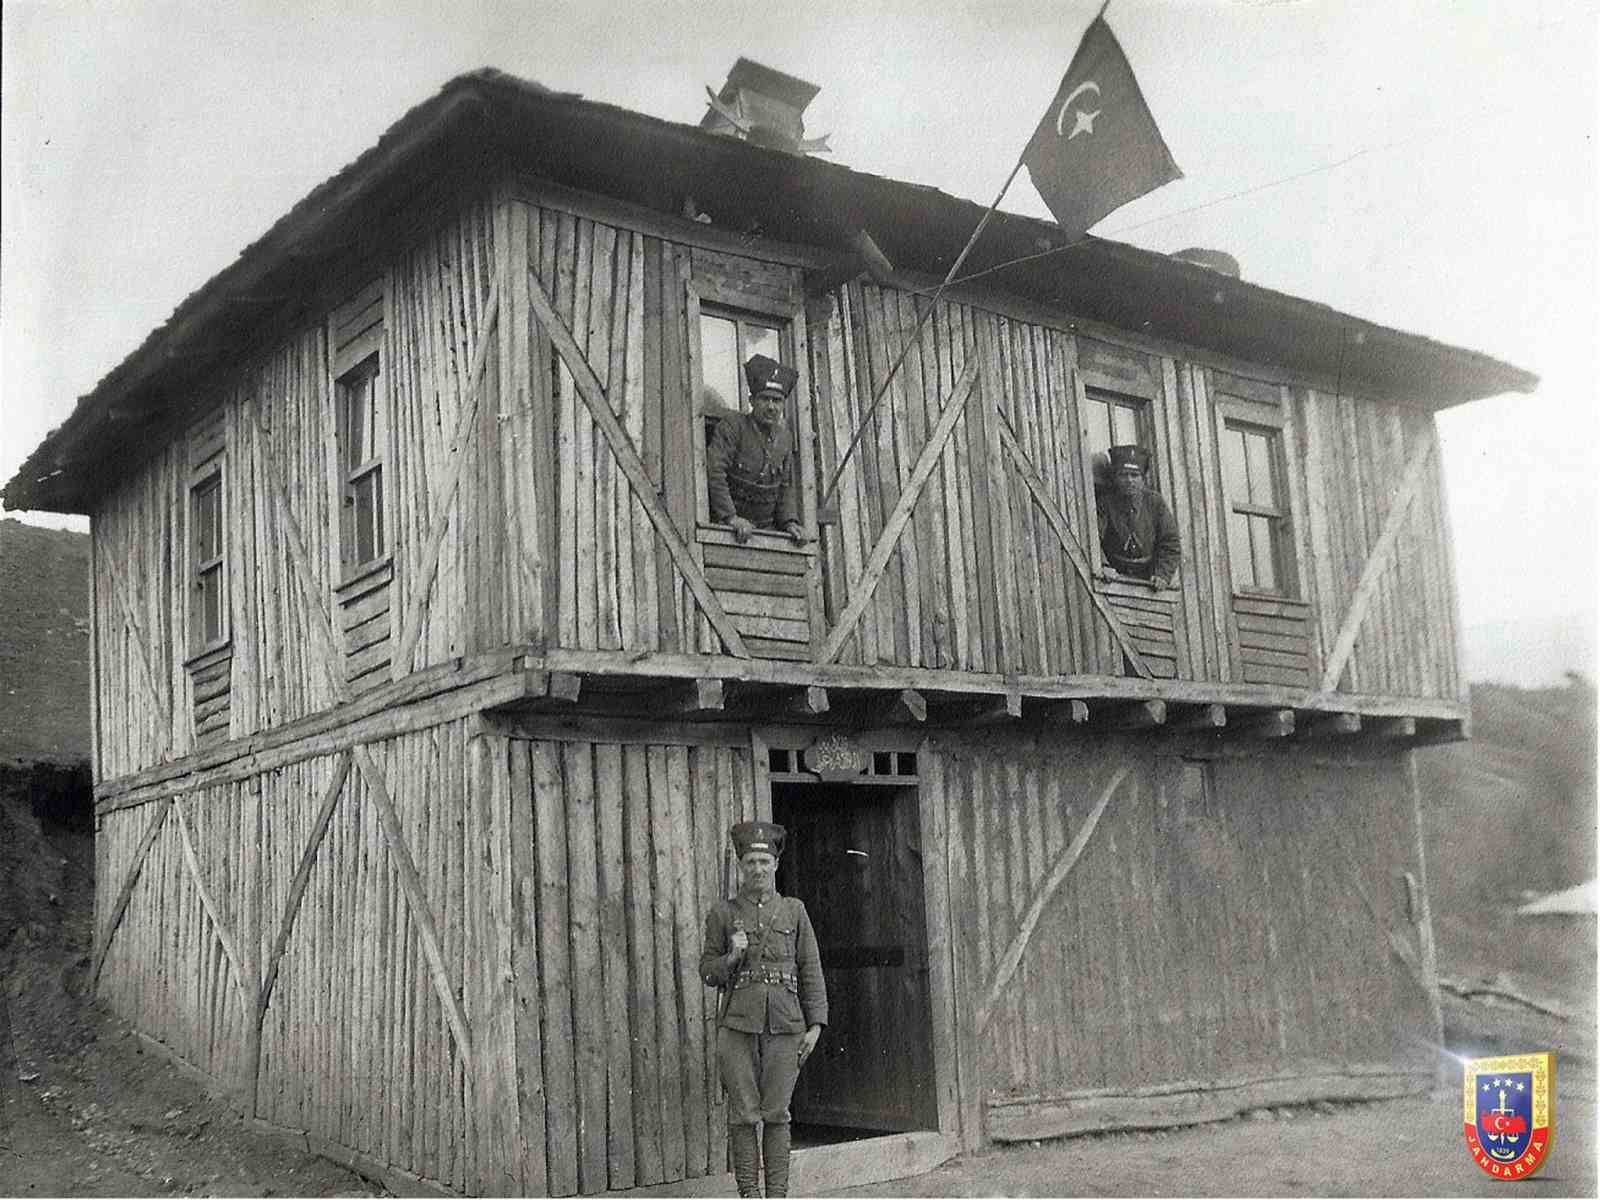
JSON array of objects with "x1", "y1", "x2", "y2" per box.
[
  {"x1": 1482, "y1": 1083, "x2": 1491, "y2": 1092},
  {"x1": 1517, "y1": 1082, "x2": 1526, "y2": 1091},
  {"x1": 1066, "y1": 107, "x2": 1101, "y2": 140}
]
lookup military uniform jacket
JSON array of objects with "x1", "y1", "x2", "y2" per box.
[
  {"x1": 706, "y1": 412, "x2": 799, "y2": 529},
  {"x1": 699, "y1": 890, "x2": 828, "y2": 1034},
  {"x1": 1097, "y1": 487, "x2": 1181, "y2": 582}
]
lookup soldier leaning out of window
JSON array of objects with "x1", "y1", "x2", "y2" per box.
[
  {"x1": 1095, "y1": 443, "x2": 1181, "y2": 588},
  {"x1": 706, "y1": 354, "x2": 808, "y2": 545}
]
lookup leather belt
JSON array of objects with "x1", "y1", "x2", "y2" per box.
[{"x1": 734, "y1": 966, "x2": 797, "y2": 989}]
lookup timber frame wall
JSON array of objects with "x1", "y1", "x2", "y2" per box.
[
  {"x1": 87, "y1": 175, "x2": 1454, "y2": 1194},
  {"x1": 89, "y1": 176, "x2": 1468, "y2": 784}
]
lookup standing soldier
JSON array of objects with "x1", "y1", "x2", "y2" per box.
[{"x1": 700, "y1": 821, "x2": 827, "y2": 1198}]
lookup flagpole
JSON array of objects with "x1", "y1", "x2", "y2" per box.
[
  {"x1": 817, "y1": 0, "x2": 1116, "y2": 513},
  {"x1": 817, "y1": 153, "x2": 1028, "y2": 514}
]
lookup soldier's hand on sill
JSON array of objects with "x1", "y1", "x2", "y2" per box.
[
  {"x1": 729, "y1": 516, "x2": 755, "y2": 544},
  {"x1": 1150, "y1": 576, "x2": 1172, "y2": 590},
  {"x1": 783, "y1": 522, "x2": 809, "y2": 546}
]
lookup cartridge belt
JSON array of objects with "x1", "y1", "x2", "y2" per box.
[{"x1": 734, "y1": 965, "x2": 797, "y2": 989}]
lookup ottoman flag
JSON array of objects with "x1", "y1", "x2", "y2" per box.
[
  {"x1": 1463, "y1": 1052, "x2": 1555, "y2": 1179},
  {"x1": 1023, "y1": 14, "x2": 1182, "y2": 238}
]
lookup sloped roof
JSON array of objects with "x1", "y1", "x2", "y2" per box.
[{"x1": 4, "y1": 68, "x2": 1538, "y2": 514}]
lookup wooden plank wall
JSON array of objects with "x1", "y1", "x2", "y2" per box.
[
  {"x1": 807, "y1": 279, "x2": 1460, "y2": 697},
  {"x1": 1300, "y1": 390, "x2": 1460, "y2": 696},
  {"x1": 96, "y1": 719, "x2": 523, "y2": 1195},
  {"x1": 87, "y1": 191, "x2": 1466, "y2": 786},
  {"x1": 510, "y1": 201, "x2": 704, "y2": 659},
  {"x1": 931, "y1": 731, "x2": 1436, "y2": 1123},
  {"x1": 504, "y1": 727, "x2": 756, "y2": 1195}
]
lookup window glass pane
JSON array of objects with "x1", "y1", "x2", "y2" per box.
[
  {"x1": 352, "y1": 470, "x2": 382, "y2": 564},
  {"x1": 699, "y1": 314, "x2": 740, "y2": 414},
  {"x1": 1220, "y1": 426, "x2": 1249, "y2": 503},
  {"x1": 195, "y1": 478, "x2": 222, "y2": 562},
  {"x1": 1111, "y1": 403, "x2": 1139, "y2": 446},
  {"x1": 744, "y1": 323, "x2": 780, "y2": 371},
  {"x1": 1249, "y1": 514, "x2": 1279, "y2": 591},
  {"x1": 1082, "y1": 397, "x2": 1112, "y2": 458},
  {"x1": 200, "y1": 566, "x2": 223, "y2": 644},
  {"x1": 1245, "y1": 430, "x2": 1277, "y2": 507},
  {"x1": 343, "y1": 371, "x2": 371, "y2": 471},
  {"x1": 1227, "y1": 510, "x2": 1254, "y2": 590}
]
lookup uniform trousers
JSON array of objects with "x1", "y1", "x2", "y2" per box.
[{"x1": 717, "y1": 1027, "x2": 804, "y2": 1125}]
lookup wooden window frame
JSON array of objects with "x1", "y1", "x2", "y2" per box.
[
  {"x1": 188, "y1": 465, "x2": 229, "y2": 657},
  {"x1": 1073, "y1": 369, "x2": 1171, "y2": 586},
  {"x1": 1211, "y1": 376, "x2": 1308, "y2": 601},
  {"x1": 685, "y1": 279, "x2": 817, "y2": 555},
  {"x1": 335, "y1": 352, "x2": 390, "y2": 578}
]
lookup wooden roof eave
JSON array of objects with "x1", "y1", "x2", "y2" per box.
[{"x1": 4, "y1": 69, "x2": 1540, "y2": 513}]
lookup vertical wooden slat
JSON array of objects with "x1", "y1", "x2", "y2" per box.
[
  {"x1": 623, "y1": 744, "x2": 664, "y2": 1184},
  {"x1": 594, "y1": 742, "x2": 636, "y2": 1189},
  {"x1": 648, "y1": 745, "x2": 688, "y2": 1180},
  {"x1": 508, "y1": 738, "x2": 549, "y2": 1194},
  {"x1": 526, "y1": 739, "x2": 575, "y2": 1194}
]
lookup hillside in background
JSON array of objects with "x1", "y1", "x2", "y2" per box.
[
  {"x1": 1464, "y1": 612, "x2": 1598, "y2": 689},
  {"x1": 0, "y1": 519, "x2": 91, "y2": 764},
  {"x1": 1416, "y1": 674, "x2": 1597, "y2": 1002}
]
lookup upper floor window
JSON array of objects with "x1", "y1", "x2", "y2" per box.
[
  {"x1": 1080, "y1": 387, "x2": 1154, "y2": 465},
  {"x1": 699, "y1": 308, "x2": 785, "y2": 417},
  {"x1": 1220, "y1": 420, "x2": 1290, "y2": 594},
  {"x1": 338, "y1": 356, "x2": 385, "y2": 570},
  {"x1": 191, "y1": 470, "x2": 226, "y2": 650}
]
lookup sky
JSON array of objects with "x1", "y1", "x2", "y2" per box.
[{"x1": 3, "y1": 0, "x2": 1596, "y2": 684}]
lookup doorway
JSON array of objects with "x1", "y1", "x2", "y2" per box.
[{"x1": 773, "y1": 780, "x2": 938, "y2": 1140}]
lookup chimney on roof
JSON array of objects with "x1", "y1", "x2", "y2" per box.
[
  {"x1": 701, "y1": 58, "x2": 830, "y2": 156},
  {"x1": 1171, "y1": 247, "x2": 1241, "y2": 279}
]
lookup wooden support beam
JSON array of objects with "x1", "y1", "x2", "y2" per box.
[
  {"x1": 819, "y1": 356, "x2": 981, "y2": 664},
  {"x1": 1099, "y1": 699, "x2": 1167, "y2": 731},
  {"x1": 964, "y1": 693, "x2": 1023, "y2": 726},
  {"x1": 796, "y1": 685, "x2": 830, "y2": 715},
  {"x1": 549, "y1": 671, "x2": 583, "y2": 704},
  {"x1": 1319, "y1": 434, "x2": 1436, "y2": 692},
  {"x1": 1365, "y1": 716, "x2": 1417, "y2": 740},
  {"x1": 1038, "y1": 699, "x2": 1090, "y2": 727},
  {"x1": 1299, "y1": 712, "x2": 1362, "y2": 739},
  {"x1": 527, "y1": 268, "x2": 750, "y2": 658},
  {"x1": 653, "y1": 677, "x2": 725, "y2": 715},
  {"x1": 997, "y1": 419, "x2": 1155, "y2": 680},
  {"x1": 1233, "y1": 709, "x2": 1295, "y2": 739},
  {"x1": 869, "y1": 688, "x2": 927, "y2": 725},
  {"x1": 1169, "y1": 703, "x2": 1226, "y2": 733},
  {"x1": 391, "y1": 283, "x2": 500, "y2": 679},
  {"x1": 977, "y1": 765, "x2": 1131, "y2": 1035}
]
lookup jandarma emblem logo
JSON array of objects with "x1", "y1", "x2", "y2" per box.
[{"x1": 1463, "y1": 1052, "x2": 1554, "y2": 1179}]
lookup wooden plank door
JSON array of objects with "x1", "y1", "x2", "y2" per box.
[{"x1": 775, "y1": 784, "x2": 938, "y2": 1132}]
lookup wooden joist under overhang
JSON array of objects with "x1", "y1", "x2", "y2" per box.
[
  {"x1": 484, "y1": 650, "x2": 1469, "y2": 746},
  {"x1": 89, "y1": 644, "x2": 1471, "y2": 815}
]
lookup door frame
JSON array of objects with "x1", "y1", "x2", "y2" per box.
[{"x1": 752, "y1": 725, "x2": 964, "y2": 1150}]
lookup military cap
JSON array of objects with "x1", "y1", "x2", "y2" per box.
[
  {"x1": 1108, "y1": 443, "x2": 1150, "y2": 474},
  {"x1": 744, "y1": 354, "x2": 798, "y2": 400},
  {"x1": 729, "y1": 820, "x2": 786, "y2": 857}
]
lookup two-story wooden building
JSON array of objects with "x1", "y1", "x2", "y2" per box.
[{"x1": 4, "y1": 65, "x2": 1536, "y2": 1197}]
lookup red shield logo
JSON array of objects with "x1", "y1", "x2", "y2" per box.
[{"x1": 1463, "y1": 1052, "x2": 1555, "y2": 1179}]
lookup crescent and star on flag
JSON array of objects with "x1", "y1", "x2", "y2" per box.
[{"x1": 1055, "y1": 81, "x2": 1102, "y2": 140}]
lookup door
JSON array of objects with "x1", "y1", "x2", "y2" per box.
[{"x1": 773, "y1": 782, "x2": 937, "y2": 1132}]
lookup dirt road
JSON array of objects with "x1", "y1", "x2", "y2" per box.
[{"x1": 831, "y1": 1089, "x2": 1596, "y2": 1198}]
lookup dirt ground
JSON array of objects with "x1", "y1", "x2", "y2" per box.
[{"x1": 3, "y1": 779, "x2": 1594, "y2": 1199}]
